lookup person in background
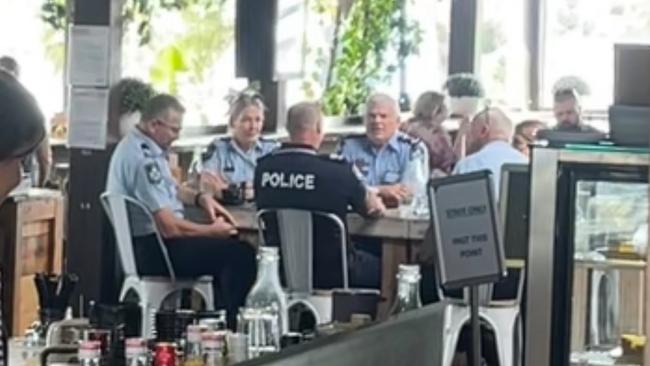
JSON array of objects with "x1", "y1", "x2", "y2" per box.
[
  {"x1": 400, "y1": 91, "x2": 456, "y2": 176},
  {"x1": 453, "y1": 107, "x2": 527, "y2": 193},
  {"x1": 513, "y1": 120, "x2": 546, "y2": 157},
  {"x1": 199, "y1": 92, "x2": 279, "y2": 201},
  {"x1": 106, "y1": 94, "x2": 256, "y2": 328},
  {"x1": 338, "y1": 93, "x2": 429, "y2": 208},
  {"x1": 0, "y1": 70, "x2": 45, "y2": 203},
  {"x1": 0, "y1": 55, "x2": 51, "y2": 187},
  {"x1": 255, "y1": 102, "x2": 385, "y2": 288},
  {"x1": 553, "y1": 88, "x2": 600, "y2": 132}
]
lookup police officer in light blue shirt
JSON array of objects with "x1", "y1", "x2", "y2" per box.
[
  {"x1": 200, "y1": 93, "x2": 279, "y2": 198},
  {"x1": 338, "y1": 93, "x2": 429, "y2": 207},
  {"x1": 106, "y1": 94, "x2": 256, "y2": 328}
]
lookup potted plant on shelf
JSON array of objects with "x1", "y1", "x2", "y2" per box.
[
  {"x1": 107, "y1": 78, "x2": 156, "y2": 142},
  {"x1": 444, "y1": 73, "x2": 485, "y2": 116}
]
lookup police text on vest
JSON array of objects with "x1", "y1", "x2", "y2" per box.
[{"x1": 261, "y1": 172, "x2": 316, "y2": 190}]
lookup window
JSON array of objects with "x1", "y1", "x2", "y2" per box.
[
  {"x1": 476, "y1": 0, "x2": 527, "y2": 109},
  {"x1": 0, "y1": 0, "x2": 65, "y2": 128},
  {"x1": 285, "y1": 0, "x2": 451, "y2": 112},
  {"x1": 404, "y1": 0, "x2": 451, "y2": 100},
  {"x1": 541, "y1": 0, "x2": 650, "y2": 109},
  {"x1": 121, "y1": 0, "x2": 243, "y2": 127}
]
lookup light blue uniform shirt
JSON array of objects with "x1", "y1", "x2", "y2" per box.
[
  {"x1": 338, "y1": 131, "x2": 430, "y2": 187},
  {"x1": 201, "y1": 137, "x2": 279, "y2": 184},
  {"x1": 106, "y1": 128, "x2": 184, "y2": 236}
]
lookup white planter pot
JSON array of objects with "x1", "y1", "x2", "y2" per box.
[
  {"x1": 449, "y1": 96, "x2": 481, "y2": 116},
  {"x1": 119, "y1": 111, "x2": 141, "y2": 138}
]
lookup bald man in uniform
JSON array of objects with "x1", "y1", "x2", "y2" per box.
[
  {"x1": 255, "y1": 102, "x2": 384, "y2": 288},
  {"x1": 453, "y1": 107, "x2": 527, "y2": 194}
]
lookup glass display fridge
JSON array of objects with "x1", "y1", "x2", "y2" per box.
[{"x1": 525, "y1": 146, "x2": 649, "y2": 366}]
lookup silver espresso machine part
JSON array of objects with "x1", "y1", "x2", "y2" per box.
[{"x1": 45, "y1": 318, "x2": 90, "y2": 347}]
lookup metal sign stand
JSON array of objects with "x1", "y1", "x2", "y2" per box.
[{"x1": 469, "y1": 285, "x2": 481, "y2": 366}]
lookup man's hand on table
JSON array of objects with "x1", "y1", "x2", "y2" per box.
[
  {"x1": 377, "y1": 184, "x2": 412, "y2": 208},
  {"x1": 207, "y1": 216, "x2": 238, "y2": 238},
  {"x1": 366, "y1": 190, "x2": 387, "y2": 218},
  {"x1": 197, "y1": 193, "x2": 238, "y2": 227}
]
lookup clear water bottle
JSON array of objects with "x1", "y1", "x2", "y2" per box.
[
  {"x1": 78, "y1": 340, "x2": 102, "y2": 366},
  {"x1": 245, "y1": 247, "x2": 288, "y2": 335},
  {"x1": 183, "y1": 325, "x2": 204, "y2": 366},
  {"x1": 389, "y1": 264, "x2": 422, "y2": 315},
  {"x1": 125, "y1": 338, "x2": 149, "y2": 366}
]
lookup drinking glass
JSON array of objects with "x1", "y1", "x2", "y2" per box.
[{"x1": 237, "y1": 306, "x2": 281, "y2": 359}]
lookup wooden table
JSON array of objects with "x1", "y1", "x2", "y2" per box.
[{"x1": 188, "y1": 204, "x2": 430, "y2": 318}]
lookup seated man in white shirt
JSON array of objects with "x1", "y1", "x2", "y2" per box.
[{"x1": 453, "y1": 107, "x2": 527, "y2": 192}]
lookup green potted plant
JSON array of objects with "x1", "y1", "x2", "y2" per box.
[
  {"x1": 117, "y1": 78, "x2": 156, "y2": 137},
  {"x1": 444, "y1": 73, "x2": 485, "y2": 116}
]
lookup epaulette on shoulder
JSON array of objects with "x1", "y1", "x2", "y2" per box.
[
  {"x1": 219, "y1": 136, "x2": 232, "y2": 143},
  {"x1": 397, "y1": 133, "x2": 420, "y2": 146},
  {"x1": 202, "y1": 142, "x2": 218, "y2": 162},
  {"x1": 139, "y1": 143, "x2": 153, "y2": 157}
]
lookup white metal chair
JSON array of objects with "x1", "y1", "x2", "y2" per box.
[
  {"x1": 436, "y1": 268, "x2": 525, "y2": 366},
  {"x1": 100, "y1": 192, "x2": 214, "y2": 338},
  {"x1": 256, "y1": 209, "x2": 354, "y2": 325}
]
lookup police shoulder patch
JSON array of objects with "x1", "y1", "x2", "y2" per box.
[{"x1": 144, "y1": 162, "x2": 163, "y2": 184}]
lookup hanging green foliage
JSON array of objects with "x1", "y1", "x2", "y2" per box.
[
  {"x1": 149, "y1": 45, "x2": 188, "y2": 95},
  {"x1": 40, "y1": 0, "x2": 228, "y2": 46},
  {"x1": 320, "y1": 0, "x2": 422, "y2": 116}
]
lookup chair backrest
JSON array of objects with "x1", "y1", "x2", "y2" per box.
[
  {"x1": 100, "y1": 192, "x2": 176, "y2": 281},
  {"x1": 256, "y1": 208, "x2": 349, "y2": 294}
]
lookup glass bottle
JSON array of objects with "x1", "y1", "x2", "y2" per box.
[
  {"x1": 245, "y1": 247, "x2": 288, "y2": 335},
  {"x1": 389, "y1": 264, "x2": 423, "y2": 315},
  {"x1": 202, "y1": 331, "x2": 224, "y2": 366},
  {"x1": 125, "y1": 338, "x2": 149, "y2": 366},
  {"x1": 183, "y1": 325, "x2": 204, "y2": 366},
  {"x1": 78, "y1": 340, "x2": 102, "y2": 366}
]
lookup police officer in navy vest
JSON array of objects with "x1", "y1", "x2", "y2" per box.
[
  {"x1": 254, "y1": 102, "x2": 385, "y2": 289},
  {"x1": 106, "y1": 94, "x2": 256, "y2": 328}
]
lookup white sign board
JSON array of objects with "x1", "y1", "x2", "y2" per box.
[
  {"x1": 68, "y1": 25, "x2": 111, "y2": 87},
  {"x1": 67, "y1": 87, "x2": 109, "y2": 150},
  {"x1": 428, "y1": 170, "x2": 506, "y2": 289}
]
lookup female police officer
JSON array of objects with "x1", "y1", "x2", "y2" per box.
[
  {"x1": 0, "y1": 70, "x2": 45, "y2": 203},
  {"x1": 199, "y1": 92, "x2": 279, "y2": 200}
]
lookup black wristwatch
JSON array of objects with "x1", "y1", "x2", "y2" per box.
[{"x1": 194, "y1": 192, "x2": 206, "y2": 207}]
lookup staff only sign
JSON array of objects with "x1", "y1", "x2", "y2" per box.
[{"x1": 428, "y1": 170, "x2": 506, "y2": 289}]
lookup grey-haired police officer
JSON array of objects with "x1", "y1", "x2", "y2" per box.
[
  {"x1": 338, "y1": 93, "x2": 429, "y2": 208},
  {"x1": 106, "y1": 94, "x2": 256, "y2": 328},
  {"x1": 255, "y1": 102, "x2": 385, "y2": 289}
]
